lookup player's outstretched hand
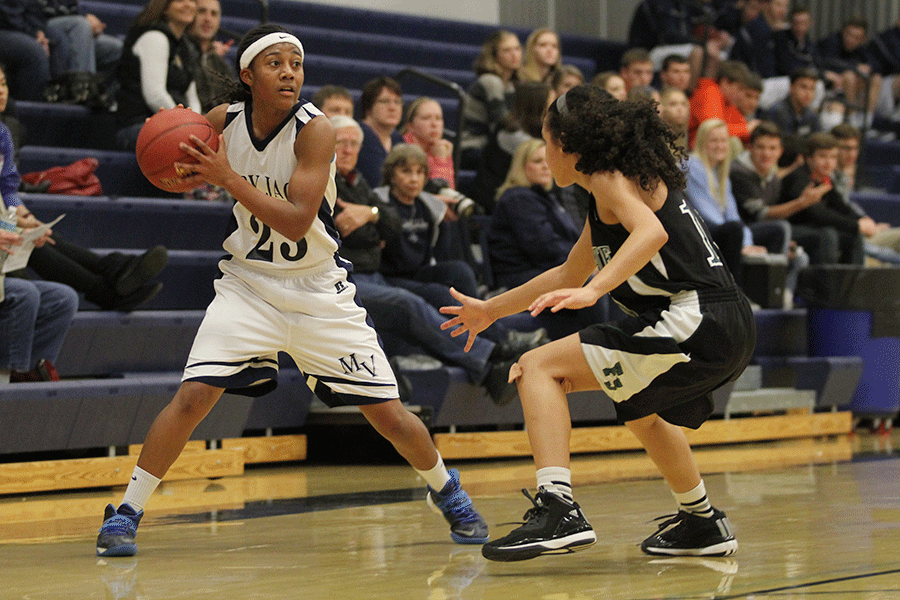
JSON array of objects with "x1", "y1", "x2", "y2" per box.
[
  {"x1": 530, "y1": 286, "x2": 602, "y2": 315},
  {"x1": 439, "y1": 287, "x2": 494, "y2": 352},
  {"x1": 175, "y1": 134, "x2": 231, "y2": 192}
]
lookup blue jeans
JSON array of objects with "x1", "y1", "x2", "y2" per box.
[
  {"x1": 0, "y1": 30, "x2": 51, "y2": 101},
  {"x1": 46, "y1": 16, "x2": 123, "y2": 76},
  {"x1": 385, "y1": 260, "x2": 509, "y2": 343},
  {"x1": 352, "y1": 272, "x2": 494, "y2": 382},
  {"x1": 0, "y1": 278, "x2": 78, "y2": 371}
]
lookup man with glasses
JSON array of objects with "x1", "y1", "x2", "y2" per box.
[{"x1": 357, "y1": 77, "x2": 405, "y2": 187}]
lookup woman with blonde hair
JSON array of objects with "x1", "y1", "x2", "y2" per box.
[
  {"x1": 487, "y1": 138, "x2": 604, "y2": 339},
  {"x1": 521, "y1": 28, "x2": 562, "y2": 84},
  {"x1": 685, "y1": 118, "x2": 766, "y2": 283}
]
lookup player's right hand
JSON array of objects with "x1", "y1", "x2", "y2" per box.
[{"x1": 439, "y1": 287, "x2": 494, "y2": 352}]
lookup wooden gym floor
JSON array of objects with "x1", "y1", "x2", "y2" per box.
[{"x1": 1, "y1": 430, "x2": 898, "y2": 600}]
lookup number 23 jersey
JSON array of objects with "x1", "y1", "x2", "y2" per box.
[{"x1": 221, "y1": 99, "x2": 339, "y2": 275}]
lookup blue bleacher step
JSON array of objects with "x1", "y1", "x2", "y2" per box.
[{"x1": 724, "y1": 388, "x2": 817, "y2": 419}]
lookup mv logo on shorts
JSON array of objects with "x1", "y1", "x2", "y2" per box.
[
  {"x1": 602, "y1": 361, "x2": 624, "y2": 391},
  {"x1": 592, "y1": 245, "x2": 612, "y2": 269},
  {"x1": 339, "y1": 353, "x2": 376, "y2": 377}
]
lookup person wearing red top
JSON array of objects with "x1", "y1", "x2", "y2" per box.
[
  {"x1": 689, "y1": 60, "x2": 759, "y2": 148},
  {"x1": 401, "y1": 97, "x2": 455, "y2": 187}
]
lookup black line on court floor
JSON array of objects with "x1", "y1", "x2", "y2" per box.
[
  {"x1": 708, "y1": 566, "x2": 900, "y2": 599},
  {"x1": 156, "y1": 487, "x2": 424, "y2": 525}
]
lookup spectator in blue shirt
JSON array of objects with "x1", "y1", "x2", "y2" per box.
[{"x1": 684, "y1": 118, "x2": 767, "y2": 284}]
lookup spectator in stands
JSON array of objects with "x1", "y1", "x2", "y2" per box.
[
  {"x1": 591, "y1": 71, "x2": 627, "y2": 101},
  {"x1": 357, "y1": 76, "x2": 404, "y2": 188},
  {"x1": 521, "y1": 28, "x2": 561, "y2": 84},
  {"x1": 0, "y1": 0, "x2": 52, "y2": 101},
  {"x1": 717, "y1": 0, "x2": 763, "y2": 39},
  {"x1": 731, "y1": 0, "x2": 788, "y2": 81},
  {"x1": 312, "y1": 84, "x2": 354, "y2": 118},
  {"x1": 549, "y1": 64, "x2": 584, "y2": 101},
  {"x1": 328, "y1": 116, "x2": 527, "y2": 404},
  {"x1": 472, "y1": 81, "x2": 550, "y2": 213},
  {"x1": 772, "y1": 4, "x2": 822, "y2": 78},
  {"x1": 0, "y1": 63, "x2": 167, "y2": 311},
  {"x1": 659, "y1": 86, "x2": 690, "y2": 151},
  {"x1": 40, "y1": 0, "x2": 123, "y2": 105},
  {"x1": 488, "y1": 138, "x2": 605, "y2": 339},
  {"x1": 114, "y1": 0, "x2": 201, "y2": 151},
  {"x1": 830, "y1": 123, "x2": 900, "y2": 258},
  {"x1": 830, "y1": 123, "x2": 864, "y2": 198},
  {"x1": 489, "y1": 139, "x2": 579, "y2": 287},
  {"x1": 689, "y1": 60, "x2": 758, "y2": 147},
  {"x1": 729, "y1": 121, "x2": 809, "y2": 297},
  {"x1": 402, "y1": 97, "x2": 455, "y2": 188},
  {"x1": 375, "y1": 144, "x2": 477, "y2": 291},
  {"x1": 627, "y1": 0, "x2": 731, "y2": 81},
  {"x1": 765, "y1": 67, "x2": 821, "y2": 136},
  {"x1": 659, "y1": 53, "x2": 693, "y2": 94},
  {"x1": 1, "y1": 231, "x2": 78, "y2": 384},
  {"x1": 780, "y1": 132, "x2": 865, "y2": 265},
  {"x1": 736, "y1": 69, "x2": 764, "y2": 120},
  {"x1": 459, "y1": 29, "x2": 521, "y2": 168},
  {"x1": 188, "y1": 0, "x2": 235, "y2": 113},
  {"x1": 869, "y1": 15, "x2": 900, "y2": 126},
  {"x1": 819, "y1": 18, "x2": 881, "y2": 130},
  {"x1": 619, "y1": 48, "x2": 655, "y2": 94},
  {"x1": 374, "y1": 143, "x2": 540, "y2": 362},
  {"x1": 684, "y1": 118, "x2": 767, "y2": 283}
]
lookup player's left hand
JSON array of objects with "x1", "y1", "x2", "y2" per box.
[
  {"x1": 530, "y1": 286, "x2": 602, "y2": 315},
  {"x1": 175, "y1": 134, "x2": 232, "y2": 192}
]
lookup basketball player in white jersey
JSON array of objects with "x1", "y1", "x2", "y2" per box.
[{"x1": 96, "y1": 24, "x2": 487, "y2": 557}]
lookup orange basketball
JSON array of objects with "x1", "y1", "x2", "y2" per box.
[{"x1": 136, "y1": 107, "x2": 219, "y2": 193}]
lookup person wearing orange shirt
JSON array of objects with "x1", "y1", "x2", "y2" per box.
[{"x1": 689, "y1": 60, "x2": 759, "y2": 147}]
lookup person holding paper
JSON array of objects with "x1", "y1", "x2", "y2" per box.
[
  {"x1": 0, "y1": 62, "x2": 168, "y2": 311},
  {"x1": 1, "y1": 229, "x2": 78, "y2": 383}
]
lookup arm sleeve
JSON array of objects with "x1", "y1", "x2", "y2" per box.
[
  {"x1": 683, "y1": 159, "x2": 725, "y2": 227},
  {"x1": 133, "y1": 31, "x2": 177, "y2": 111},
  {"x1": 0, "y1": 127, "x2": 22, "y2": 209},
  {"x1": 730, "y1": 168, "x2": 769, "y2": 222},
  {"x1": 723, "y1": 179, "x2": 754, "y2": 246},
  {"x1": 185, "y1": 81, "x2": 201, "y2": 113},
  {"x1": 505, "y1": 189, "x2": 575, "y2": 264}
]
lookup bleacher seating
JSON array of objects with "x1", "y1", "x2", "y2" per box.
[{"x1": 0, "y1": 0, "x2": 884, "y2": 466}]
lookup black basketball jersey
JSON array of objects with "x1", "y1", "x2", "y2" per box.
[{"x1": 588, "y1": 187, "x2": 735, "y2": 316}]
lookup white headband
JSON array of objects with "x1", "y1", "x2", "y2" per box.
[{"x1": 239, "y1": 32, "x2": 304, "y2": 70}]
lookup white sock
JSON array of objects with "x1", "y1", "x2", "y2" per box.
[
  {"x1": 536, "y1": 466, "x2": 573, "y2": 502},
  {"x1": 121, "y1": 466, "x2": 161, "y2": 512},
  {"x1": 673, "y1": 480, "x2": 714, "y2": 518},
  {"x1": 415, "y1": 453, "x2": 451, "y2": 491}
]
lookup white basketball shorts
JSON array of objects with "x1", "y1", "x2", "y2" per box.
[{"x1": 183, "y1": 259, "x2": 398, "y2": 406}]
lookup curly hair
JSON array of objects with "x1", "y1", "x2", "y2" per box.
[{"x1": 545, "y1": 84, "x2": 686, "y2": 193}]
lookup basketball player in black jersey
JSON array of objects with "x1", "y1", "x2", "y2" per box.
[{"x1": 442, "y1": 85, "x2": 755, "y2": 562}]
